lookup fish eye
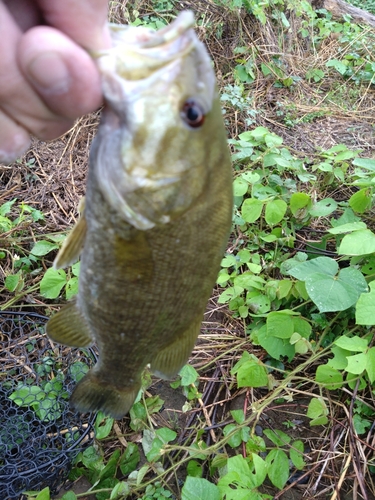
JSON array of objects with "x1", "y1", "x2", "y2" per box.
[{"x1": 181, "y1": 99, "x2": 205, "y2": 128}]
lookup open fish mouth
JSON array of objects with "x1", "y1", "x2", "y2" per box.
[{"x1": 95, "y1": 11, "x2": 196, "y2": 82}]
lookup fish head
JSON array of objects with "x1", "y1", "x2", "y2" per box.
[{"x1": 92, "y1": 11, "x2": 226, "y2": 229}]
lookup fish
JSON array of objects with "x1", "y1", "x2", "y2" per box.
[{"x1": 46, "y1": 10, "x2": 233, "y2": 419}]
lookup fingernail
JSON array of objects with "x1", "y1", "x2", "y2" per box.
[{"x1": 27, "y1": 52, "x2": 71, "y2": 95}]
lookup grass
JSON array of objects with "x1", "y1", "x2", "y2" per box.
[{"x1": 1, "y1": 0, "x2": 375, "y2": 499}]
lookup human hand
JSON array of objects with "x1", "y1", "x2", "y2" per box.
[{"x1": 0, "y1": 0, "x2": 111, "y2": 164}]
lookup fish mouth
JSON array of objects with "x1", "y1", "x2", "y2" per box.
[{"x1": 95, "y1": 11, "x2": 197, "y2": 83}]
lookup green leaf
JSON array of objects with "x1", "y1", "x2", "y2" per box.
[
  {"x1": 349, "y1": 188, "x2": 372, "y2": 213},
  {"x1": 328, "y1": 222, "x2": 367, "y2": 234},
  {"x1": 309, "y1": 198, "x2": 337, "y2": 217},
  {"x1": 182, "y1": 477, "x2": 220, "y2": 500},
  {"x1": 233, "y1": 177, "x2": 249, "y2": 196},
  {"x1": 304, "y1": 267, "x2": 367, "y2": 313},
  {"x1": 5, "y1": 272, "x2": 22, "y2": 292},
  {"x1": 289, "y1": 192, "x2": 311, "y2": 217},
  {"x1": 119, "y1": 443, "x2": 140, "y2": 476},
  {"x1": 179, "y1": 364, "x2": 199, "y2": 386},
  {"x1": 265, "y1": 199, "x2": 287, "y2": 225},
  {"x1": 110, "y1": 481, "x2": 130, "y2": 499},
  {"x1": 30, "y1": 240, "x2": 59, "y2": 256},
  {"x1": 61, "y1": 491, "x2": 77, "y2": 500},
  {"x1": 266, "y1": 311, "x2": 294, "y2": 339},
  {"x1": 326, "y1": 58, "x2": 347, "y2": 75},
  {"x1": 223, "y1": 424, "x2": 243, "y2": 448},
  {"x1": 266, "y1": 448, "x2": 289, "y2": 489},
  {"x1": 0, "y1": 198, "x2": 16, "y2": 216},
  {"x1": 94, "y1": 412, "x2": 114, "y2": 439},
  {"x1": 346, "y1": 353, "x2": 367, "y2": 375},
  {"x1": 236, "y1": 359, "x2": 268, "y2": 388},
  {"x1": 66, "y1": 276, "x2": 79, "y2": 300},
  {"x1": 40, "y1": 268, "x2": 67, "y2": 299},
  {"x1": 338, "y1": 229, "x2": 375, "y2": 255},
  {"x1": 366, "y1": 347, "x2": 375, "y2": 383},
  {"x1": 315, "y1": 364, "x2": 343, "y2": 389},
  {"x1": 334, "y1": 335, "x2": 368, "y2": 352},
  {"x1": 307, "y1": 397, "x2": 328, "y2": 426},
  {"x1": 9, "y1": 384, "x2": 45, "y2": 406},
  {"x1": 241, "y1": 198, "x2": 264, "y2": 223},
  {"x1": 263, "y1": 429, "x2": 291, "y2": 447},
  {"x1": 187, "y1": 460, "x2": 203, "y2": 478},
  {"x1": 35, "y1": 487, "x2": 51, "y2": 500},
  {"x1": 287, "y1": 256, "x2": 338, "y2": 281},
  {"x1": 352, "y1": 157, "x2": 375, "y2": 170},
  {"x1": 355, "y1": 281, "x2": 375, "y2": 326},
  {"x1": 290, "y1": 440, "x2": 305, "y2": 470}
]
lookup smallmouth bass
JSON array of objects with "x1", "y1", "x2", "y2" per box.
[{"x1": 46, "y1": 11, "x2": 233, "y2": 419}]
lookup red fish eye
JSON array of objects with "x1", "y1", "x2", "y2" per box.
[{"x1": 181, "y1": 99, "x2": 205, "y2": 128}]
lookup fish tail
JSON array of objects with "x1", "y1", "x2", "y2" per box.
[{"x1": 70, "y1": 370, "x2": 141, "y2": 419}]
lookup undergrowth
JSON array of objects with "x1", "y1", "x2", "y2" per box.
[{"x1": 2, "y1": 0, "x2": 375, "y2": 499}]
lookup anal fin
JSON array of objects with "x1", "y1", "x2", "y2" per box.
[
  {"x1": 54, "y1": 199, "x2": 87, "y2": 269},
  {"x1": 46, "y1": 299, "x2": 92, "y2": 347},
  {"x1": 151, "y1": 315, "x2": 202, "y2": 379}
]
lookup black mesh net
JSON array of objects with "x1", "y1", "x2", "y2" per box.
[{"x1": 0, "y1": 311, "x2": 96, "y2": 499}]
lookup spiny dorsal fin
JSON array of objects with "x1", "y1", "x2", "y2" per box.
[
  {"x1": 46, "y1": 299, "x2": 92, "y2": 347},
  {"x1": 54, "y1": 198, "x2": 87, "y2": 269}
]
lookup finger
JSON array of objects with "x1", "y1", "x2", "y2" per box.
[
  {"x1": 2, "y1": 0, "x2": 42, "y2": 31},
  {"x1": 36, "y1": 0, "x2": 111, "y2": 50},
  {"x1": 0, "y1": 110, "x2": 31, "y2": 164},
  {"x1": 18, "y1": 26, "x2": 103, "y2": 120},
  {"x1": 0, "y1": 4, "x2": 76, "y2": 140}
]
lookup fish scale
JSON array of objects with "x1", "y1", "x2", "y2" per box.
[{"x1": 46, "y1": 11, "x2": 233, "y2": 419}]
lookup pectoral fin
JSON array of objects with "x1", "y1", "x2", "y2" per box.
[
  {"x1": 46, "y1": 299, "x2": 92, "y2": 347},
  {"x1": 54, "y1": 199, "x2": 87, "y2": 269},
  {"x1": 151, "y1": 315, "x2": 202, "y2": 379}
]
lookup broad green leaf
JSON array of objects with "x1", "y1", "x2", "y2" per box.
[
  {"x1": 110, "y1": 481, "x2": 130, "y2": 499},
  {"x1": 327, "y1": 222, "x2": 367, "y2": 234},
  {"x1": 309, "y1": 198, "x2": 337, "y2": 217},
  {"x1": 266, "y1": 311, "x2": 294, "y2": 339},
  {"x1": 182, "y1": 477, "x2": 220, "y2": 500},
  {"x1": 40, "y1": 268, "x2": 67, "y2": 299},
  {"x1": 326, "y1": 58, "x2": 347, "y2": 74},
  {"x1": 289, "y1": 192, "x2": 311, "y2": 216},
  {"x1": 304, "y1": 267, "x2": 367, "y2": 313},
  {"x1": 236, "y1": 360, "x2": 268, "y2": 388},
  {"x1": 349, "y1": 188, "x2": 372, "y2": 213},
  {"x1": 327, "y1": 346, "x2": 350, "y2": 370},
  {"x1": 338, "y1": 229, "x2": 375, "y2": 255},
  {"x1": 61, "y1": 491, "x2": 77, "y2": 500},
  {"x1": 0, "y1": 198, "x2": 16, "y2": 216},
  {"x1": 119, "y1": 443, "x2": 140, "y2": 476},
  {"x1": 241, "y1": 198, "x2": 264, "y2": 223},
  {"x1": 263, "y1": 429, "x2": 291, "y2": 447},
  {"x1": 66, "y1": 276, "x2": 79, "y2": 300},
  {"x1": 353, "y1": 157, "x2": 375, "y2": 170},
  {"x1": 265, "y1": 199, "x2": 287, "y2": 225},
  {"x1": 315, "y1": 364, "x2": 343, "y2": 389},
  {"x1": 266, "y1": 449, "x2": 289, "y2": 489},
  {"x1": 307, "y1": 397, "x2": 328, "y2": 426},
  {"x1": 223, "y1": 424, "x2": 243, "y2": 448},
  {"x1": 287, "y1": 256, "x2": 338, "y2": 281},
  {"x1": 179, "y1": 364, "x2": 199, "y2": 386},
  {"x1": 356, "y1": 281, "x2": 375, "y2": 325},
  {"x1": 290, "y1": 440, "x2": 305, "y2": 470},
  {"x1": 30, "y1": 240, "x2": 59, "y2": 256},
  {"x1": 94, "y1": 412, "x2": 114, "y2": 440},
  {"x1": 366, "y1": 347, "x2": 375, "y2": 383},
  {"x1": 346, "y1": 353, "x2": 367, "y2": 375},
  {"x1": 35, "y1": 487, "x2": 51, "y2": 500},
  {"x1": 334, "y1": 335, "x2": 368, "y2": 352},
  {"x1": 5, "y1": 273, "x2": 22, "y2": 292},
  {"x1": 187, "y1": 460, "x2": 203, "y2": 478},
  {"x1": 233, "y1": 177, "x2": 249, "y2": 196}
]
